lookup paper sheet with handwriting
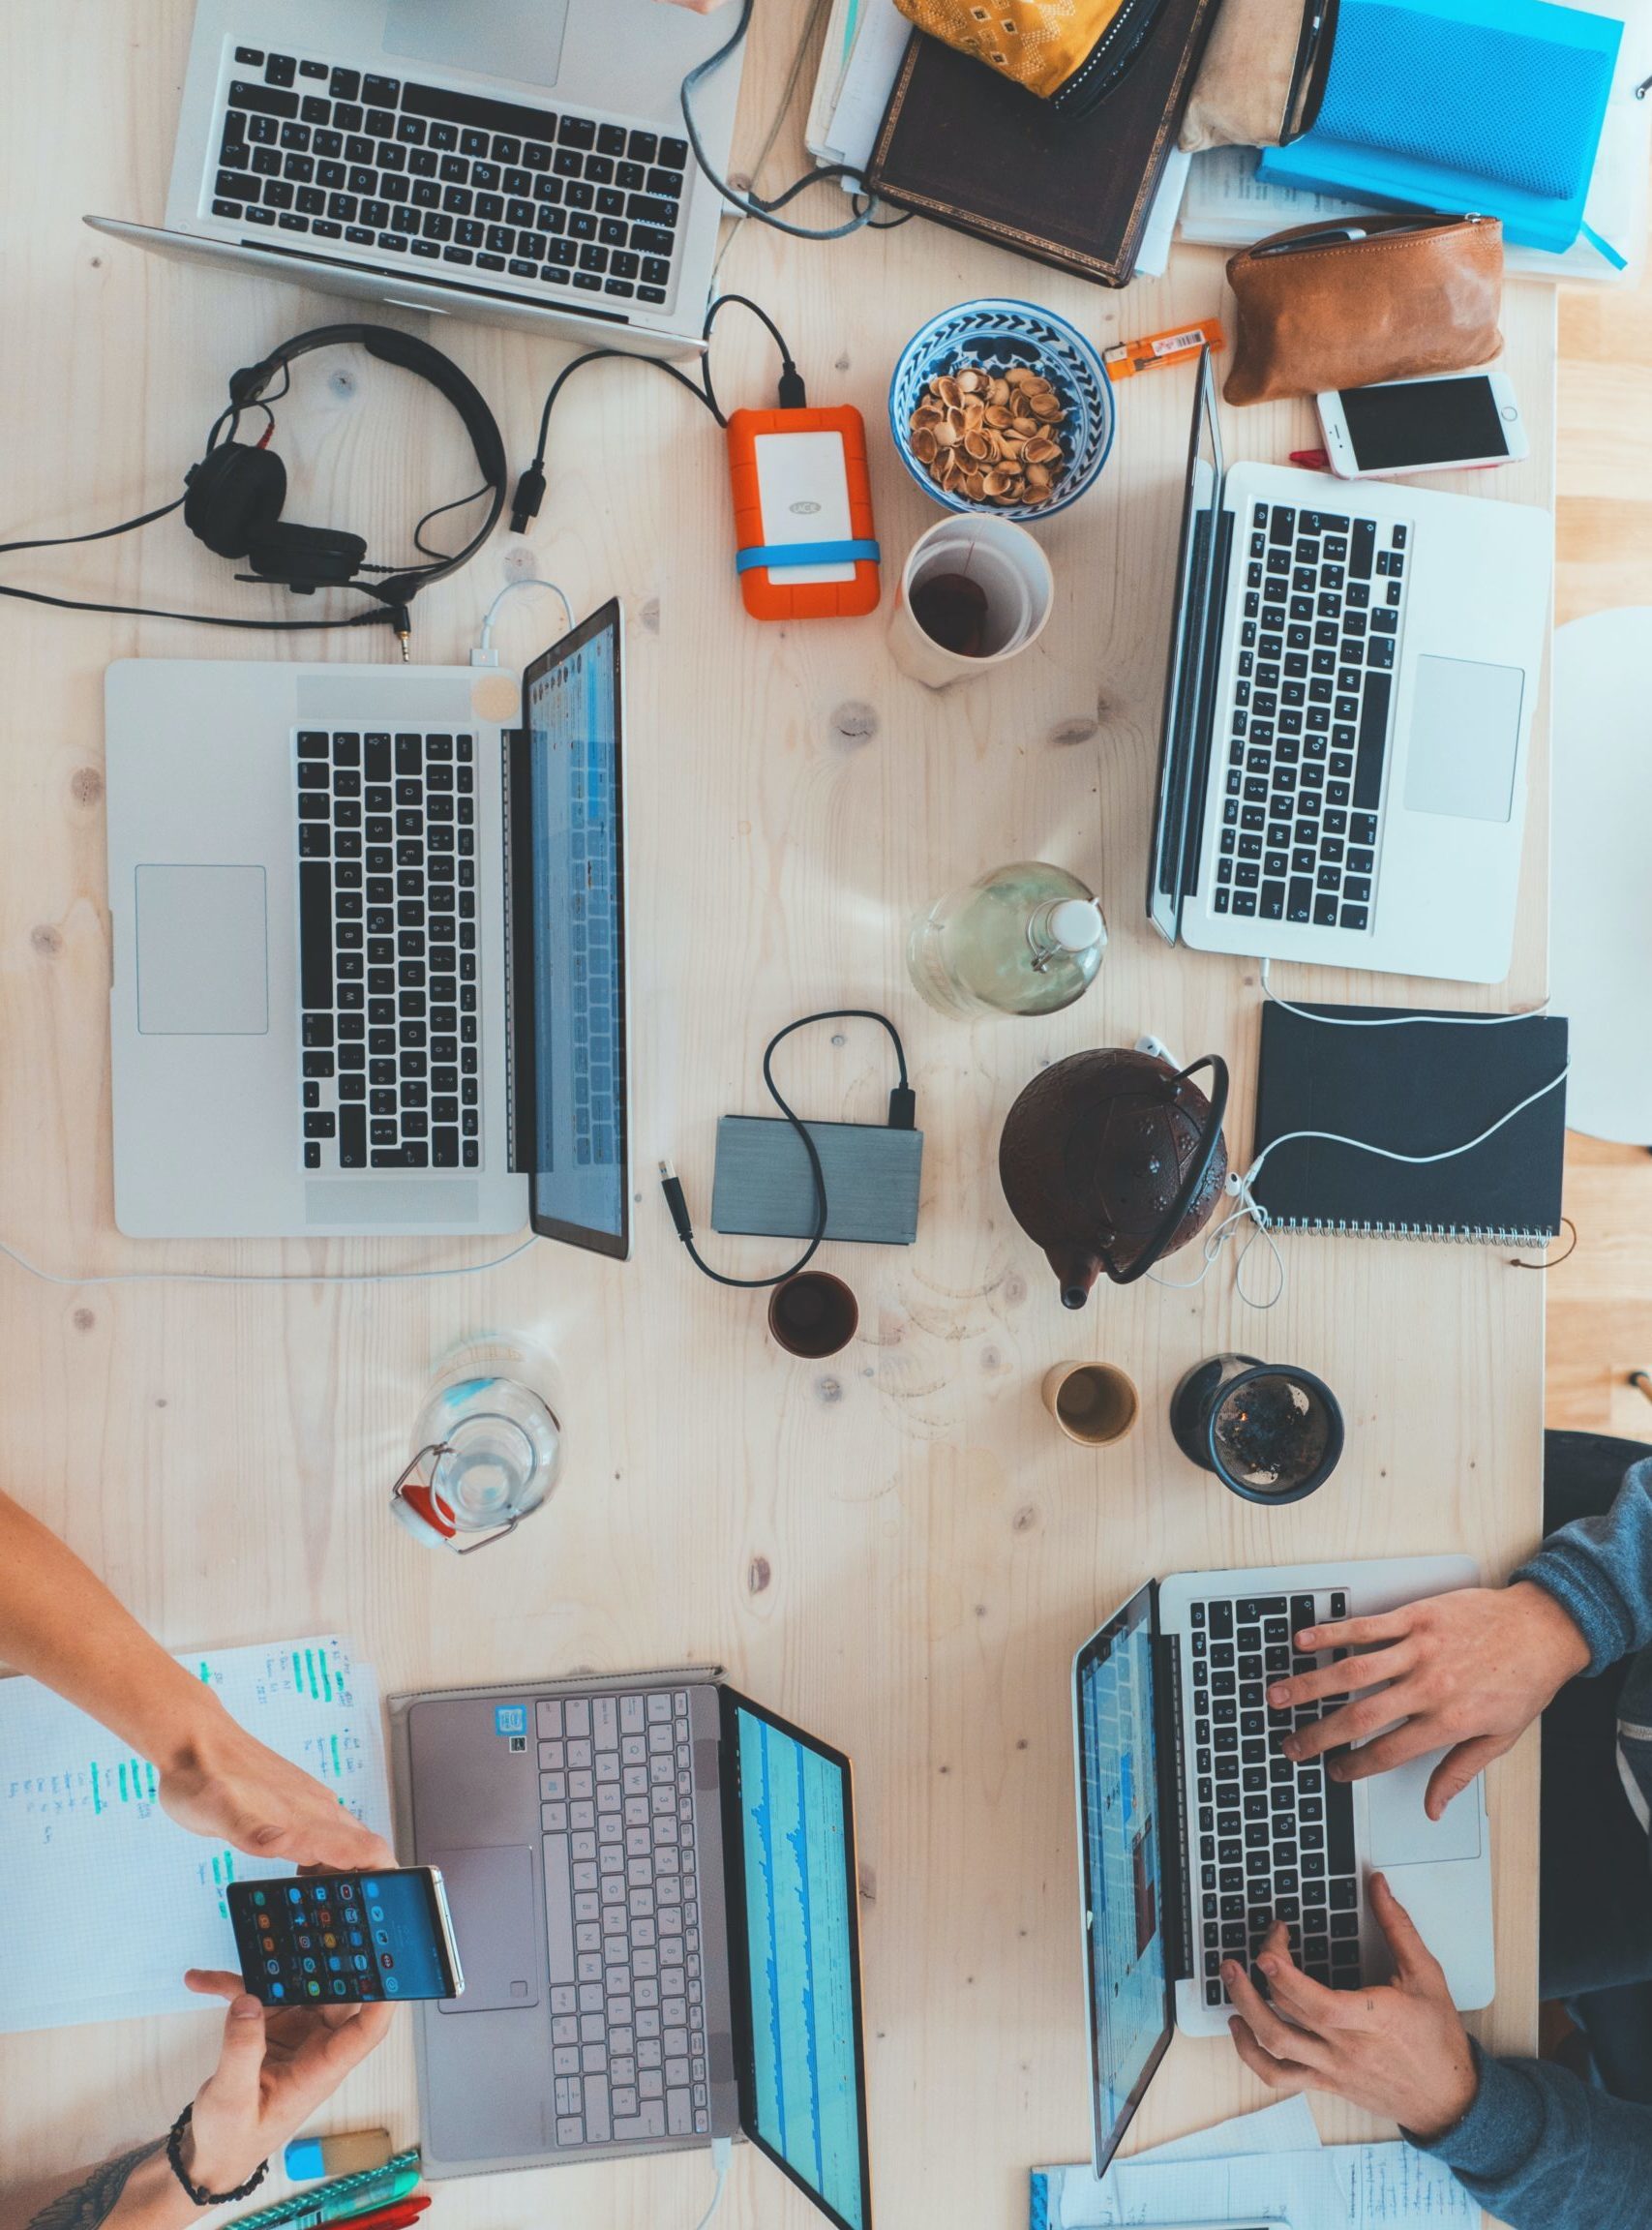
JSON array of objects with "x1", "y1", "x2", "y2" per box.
[
  {"x1": 1078, "y1": 2142, "x2": 1478, "y2": 2228},
  {"x1": 1036, "y1": 2098, "x2": 1322, "y2": 2226},
  {"x1": 0, "y1": 1636, "x2": 390, "y2": 2034}
]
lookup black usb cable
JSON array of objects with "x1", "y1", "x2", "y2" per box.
[{"x1": 659, "y1": 1010, "x2": 914, "y2": 1289}]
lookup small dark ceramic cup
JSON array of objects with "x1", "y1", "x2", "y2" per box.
[{"x1": 767, "y1": 1272, "x2": 859, "y2": 1360}]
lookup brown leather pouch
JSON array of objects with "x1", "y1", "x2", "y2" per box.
[{"x1": 1223, "y1": 213, "x2": 1504, "y2": 407}]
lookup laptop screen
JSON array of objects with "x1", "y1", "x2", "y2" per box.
[
  {"x1": 1074, "y1": 1582, "x2": 1174, "y2": 2177},
  {"x1": 723, "y1": 1693, "x2": 871, "y2": 2230},
  {"x1": 1147, "y1": 347, "x2": 1226, "y2": 946},
  {"x1": 519, "y1": 600, "x2": 629, "y2": 1256}
]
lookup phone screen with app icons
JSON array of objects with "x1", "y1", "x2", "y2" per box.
[{"x1": 227, "y1": 1868, "x2": 461, "y2": 2005}]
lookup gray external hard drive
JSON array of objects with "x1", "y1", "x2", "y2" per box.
[{"x1": 709, "y1": 1117, "x2": 922, "y2": 1245}]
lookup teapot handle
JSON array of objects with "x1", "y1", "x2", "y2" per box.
[{"x1": 1104, "y1": 1053, "x2": 1230, "y2": 1287}]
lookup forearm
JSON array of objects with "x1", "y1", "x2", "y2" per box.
[
  {"x1": 1517, "y1": 1457, "x2": 1652, "y2": 1672},
  {"x1": 2, "y1": 2142, "x2": 197, "y2": 2230},
  {"x1": 0, "y1": 1490, "x2": 224, "y2": 1771},
  {"x1": 1415, "y1": 2045, "x2": 1652, "y2": 2229}
]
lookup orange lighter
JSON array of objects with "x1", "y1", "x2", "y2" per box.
[{"x1": 726, "y1": 404, "x2": 881, "y2": 621}]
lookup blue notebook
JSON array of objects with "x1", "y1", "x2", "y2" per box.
[{"x1": 1258, "y1": 0, "x2": 1622, "y2": 254}]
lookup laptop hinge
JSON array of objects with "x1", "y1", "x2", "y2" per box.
[
  {"x1": 1180, "y1": 503, "x2": 1236, "y2": 909},
  {"x1": 500, "y1": 728, "x2": 538, "y2": 1175},
  {"x1": 1154, "y1": 1631, "x2": 1194, "y2": 1984}
]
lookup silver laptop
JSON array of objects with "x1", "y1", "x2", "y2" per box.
[
  {"x1": 391, "y1": 1672, "x2": 873, "y2": 2228},
  {"x1": 1073, "y1": 1555, "x2": 1494, "y2": 2176},
  {"x1": 105, "y1": 600, "x2": 630, "y2": 1241},
  {"x1": 1149, "y1": 349, "x2": 1552, "y2": 984},
  {"x1": 85, "y1": 0, "x2": 744, "y2": 358}
]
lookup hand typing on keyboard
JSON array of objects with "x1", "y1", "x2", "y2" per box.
[
  {"x1": 1268, "y1": 1585, "x2": 1590, "y2": 1821},
  {"x1": 1221, "y1": 1873, "x2": 1479, "y2": 2143}
]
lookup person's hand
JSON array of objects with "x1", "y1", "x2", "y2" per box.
[
  {"x1": 160, "y1": 1708, "x2": 393, "y2": 1872},
  {"x1": 1223, "y1": 1874, "x2": 1479, "y2": 2141},
  {"x1": 179, "y1": 1974, "x2": 392, "y2": 2195},
  {"x1": 654, "y1": 0, "x2": 734, "y2": 11},
  {"x1": 1266, "y1": 1582, "x2": 1590, "y2": 1819}
]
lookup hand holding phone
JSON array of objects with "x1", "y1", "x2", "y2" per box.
[{"x1": 228, "y1": 1867, "x2": 464, "y2": 2005}]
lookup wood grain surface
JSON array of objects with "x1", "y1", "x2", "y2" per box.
[{"x1": 0, "y1": 6, "x2": 1558, "y2": 2224}]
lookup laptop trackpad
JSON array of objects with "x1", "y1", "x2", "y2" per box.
[
  {"x1": 383, "y1": 0, "x2": 569, "y2": 86},
  {"x1": 1366, "y1": 1749, "x2": 1482, "y2": 1866},
  {"x1": 135, "y1": 865, "x2": 267, "y2": 1035},
  {"x1": 1403, "y1": 655, "x2": 1525, "y2": 824},
  {"x1": 429, "y1": 1845, "x2": 541, "y2": 2013}
]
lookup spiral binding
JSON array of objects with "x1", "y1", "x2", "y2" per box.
[{"x1": 1277, "y1": 1219, "x2": 1559, "y2": 1247}]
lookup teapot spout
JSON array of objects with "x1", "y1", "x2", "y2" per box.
[{"x1": 1049, "y1": 1250, "x2": 1104, "y2": 1310}]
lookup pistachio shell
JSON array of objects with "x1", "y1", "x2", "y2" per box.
[
  {"x1": 935, "y1": 375, "x2": 962, "y2": 407},
  {"x1": 962, "y1": 430, "x2": 990, "y2": 461},
  {"x1": 1024, "y1": 435, "x2": 1062, "y2": 464},
  {"x1": 988, "y1": 376, "x2": 1011, "y2": 406},
  {"x1": 1030, "y1": 391, "x2": 1063, "y2": 420},
  {"x1": 911, "y1": 427, "x2": 939, "y2": 463}
]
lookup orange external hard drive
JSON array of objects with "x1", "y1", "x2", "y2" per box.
[{"x1": 727, "y1": 405, "x2": 881, "y2": 621}]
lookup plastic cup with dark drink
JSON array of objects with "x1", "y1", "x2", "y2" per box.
[{"x1": 887, "y1": 515, "x2": 1054, "y2": 689}]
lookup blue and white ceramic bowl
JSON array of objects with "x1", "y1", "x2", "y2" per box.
[{"x1": 888, "y1": 298, "x2": 1115, "y2": 524}]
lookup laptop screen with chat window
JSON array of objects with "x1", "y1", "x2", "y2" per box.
[{"x1": 721, "y1": 1692, "x2": 872, "y2": 2230}]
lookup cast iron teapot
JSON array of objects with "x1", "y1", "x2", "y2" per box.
[{"x1": 999, "y1": 1046, "x2": 1230, "y2": 1307}]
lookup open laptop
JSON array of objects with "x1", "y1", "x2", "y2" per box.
[
  {"x1": 85, "y1": 0, "x2": 744, "y2": 359},
  {"x1": 1148, "y1": 349, "x2": 1552, "y2": 985},
  {"x1": 105, "y1": 600, "x2": 629, "y2": 1242},
  {"x1": 1073, "y1": 1556, "x2": 1494, "y2": 2176},
  {"x1": 391, "y1": 1672, "x2": 872, "y2": 2228}
]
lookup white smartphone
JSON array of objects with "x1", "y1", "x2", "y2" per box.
[{"x1": 1315, "y1": 367, "x2": 1528, "y2": 479}]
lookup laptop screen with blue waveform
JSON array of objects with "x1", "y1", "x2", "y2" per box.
[
  {"x1": 728, "y1": 1698, "x2": 870, "y2": 2230},
  {"x1": 1075, "y1": 1582, "x2": 1174, "y2": 2176},
  {"x1": 521, "y1": 598, "x2": 628, "y2": 1257}
]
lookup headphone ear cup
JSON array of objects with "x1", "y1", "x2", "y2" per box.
[
  {"x1": 183, "y1": 444, "x2": 287, "y2": 559},
  {"x1": 243, "y1": 519, "x2": 369, "y2": 591}
]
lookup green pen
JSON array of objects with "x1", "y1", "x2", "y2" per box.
[{"x1": 226, "y1": 2151, "x2": 421, "y2": 2230}]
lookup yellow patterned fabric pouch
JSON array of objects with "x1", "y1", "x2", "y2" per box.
[{"x1": 895, "y1": 0, "x2": 1167, "y2": 110}]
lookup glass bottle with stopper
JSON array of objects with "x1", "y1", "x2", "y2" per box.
[{"x1": 907, "y1": 860, "x2": 1106, "y2": 1019}]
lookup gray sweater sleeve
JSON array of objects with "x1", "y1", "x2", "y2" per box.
[
  {"x1": 1416, "y1": 2045, "x2": 1652, "y2": 2228},
  {"x1": 1516, "y1": 1457, "x2": 1652, "y2": 1674}
]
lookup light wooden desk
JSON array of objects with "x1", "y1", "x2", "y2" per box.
[{"x1": 0, "y1": 6, "x2": 1555, "y2": 2223}]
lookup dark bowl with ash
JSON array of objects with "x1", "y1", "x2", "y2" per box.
[{"x1": 1170, "y1": 1354, "x2": 1345, "y2": 1505}]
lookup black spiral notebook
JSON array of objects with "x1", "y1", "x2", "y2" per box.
[{"x1": 1250, "y1": 1003, "x2": 1569, "y2": 1245}]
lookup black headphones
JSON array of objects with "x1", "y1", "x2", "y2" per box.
[{"x1": 0, "y1": 322, "x2": 507, "y2": 640}]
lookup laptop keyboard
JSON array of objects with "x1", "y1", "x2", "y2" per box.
[
  {"x1": 1189, "y1": 1588, "x2": 1362, "y2": 2005},
  {"x1": 1216, "y1": 503, "x2": 1411, "y2": 931},
  {"x1": 539, "y1": 1691, "x2": 710, "y2": 2148},
  {"x1": 211, "y1": 45, "x2": 687, "y2": 308},
  {"x1": 296, "y1": 729, "x2": 481, "y2": 1174}
]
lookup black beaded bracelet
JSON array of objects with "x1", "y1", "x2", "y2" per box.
[{"x1": 165, "y1": 2103, "x2": 270, "y2": 2208}]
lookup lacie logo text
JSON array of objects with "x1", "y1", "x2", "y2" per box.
[{"x1": 790, "y1": 498, "x2": 821, "y2": 515}]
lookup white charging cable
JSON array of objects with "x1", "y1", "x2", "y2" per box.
[
  {"x1": 0, "y1": 1232, "x2": 539, "y2": 1290},
  {"x1": 470, "y1": 575, "x2": 574, "y2": 666},
  {"x1": 693, "y1": 2139, "x2": 734, "y2": 2230}
]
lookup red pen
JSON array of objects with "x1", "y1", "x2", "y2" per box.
[{"x1": 328, "y1": 2200, "x2": 431, "y2": 2230}]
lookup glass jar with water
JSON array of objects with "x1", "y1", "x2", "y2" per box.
[{"x1": 388, "y1": 1337, "x2": 563, "y2": 1553}]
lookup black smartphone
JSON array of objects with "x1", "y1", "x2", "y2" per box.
[{"x1": 227, "y1": 1867, "x2": 464, "y2": 2006}]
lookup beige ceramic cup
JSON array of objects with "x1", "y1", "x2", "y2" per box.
[
  {"x1": 886, "y1": 513, "x2": 1055, "y2": 689},
  {"x1": 1042, "y1": 1361, "x2": 1139, "y2": 1447}
]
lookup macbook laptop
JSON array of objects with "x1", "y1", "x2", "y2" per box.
[
  {"x1": 105, "y1": 600, "x2": 629, "y2": 1241},
  {"x1": 391, "y1": 1671, "x2": 872, "y2": 2228},
  {"x1": 85, "y1": 0, "x2": 744, "y2": 359},
  {"x1": 1148, "y1": 349, "x2": 1552, "y2": 984},
  {"x1": 1073, "y1": 1555, "x2": 1494, "y2": 2175}
]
